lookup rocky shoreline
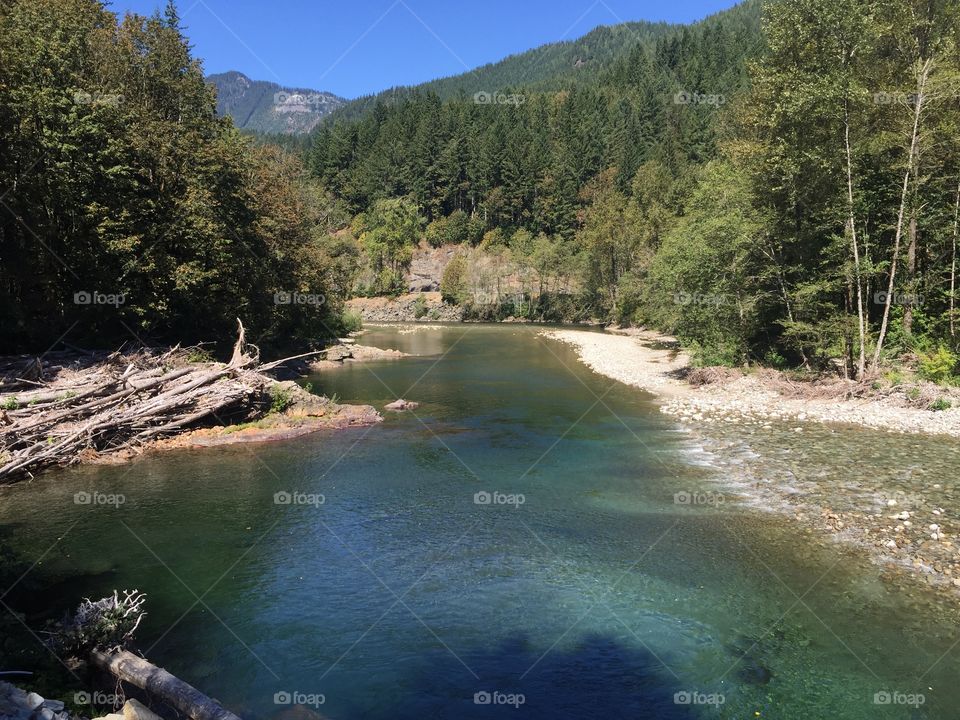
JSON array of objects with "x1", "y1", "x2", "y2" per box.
[
  {"x1": 543, "y1": 327, "x2": 960, "y2": 598},
  {"x1": 345, "y1": 292, "x2": 463, "y2": 323},
  {"x1": 543, "y1": 328, "x2": 960, "y2": 437}
]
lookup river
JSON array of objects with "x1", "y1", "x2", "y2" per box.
[{"x1": 1, "y1": 325, "x2": 958, "y2": 719}]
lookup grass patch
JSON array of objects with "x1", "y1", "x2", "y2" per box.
[{"x1": 931, "y1": 397, "x2": 953, "y2": 412}]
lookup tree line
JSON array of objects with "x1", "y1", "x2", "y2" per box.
[{"x1": 0, "y1": 0, "x2": 357, "y2": 354}]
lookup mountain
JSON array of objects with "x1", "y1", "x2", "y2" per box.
[
  {"x1": 206, "y1": 71, "x2": 345, "y2": 135},
  {"x1": 326, "y1": 0, "x2": 761, "y2": 123}
]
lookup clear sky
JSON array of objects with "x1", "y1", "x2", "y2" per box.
[{"x1": 106, "y1": 0, "x2": 741, "y2": 99}]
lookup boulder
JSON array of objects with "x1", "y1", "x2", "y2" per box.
[
  {"x1": 385, "y1": 399, "x2": 419, "y2": 411},
  {"x1": 122, "y1": 699, "x2": 163, "y2": 720}
]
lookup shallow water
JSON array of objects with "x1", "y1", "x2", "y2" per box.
[{"x1": 2, "y1": 325, "x2": 959, "y2": 719}]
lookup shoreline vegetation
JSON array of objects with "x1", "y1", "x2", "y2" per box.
[{"x1": 543, "y1": 327, "x2": 960, "y2": 597}]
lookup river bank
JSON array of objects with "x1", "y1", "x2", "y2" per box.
[
  {"x1": 543, "y1": 327, "x2": 960, "y2": 597},
  {"x1": 543, "y1": 327, "x2": 960, "y2": 437}
]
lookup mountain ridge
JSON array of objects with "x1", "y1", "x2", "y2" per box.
[{"x1": 206, "y1": 71, "x2": 345, "y2": 135}]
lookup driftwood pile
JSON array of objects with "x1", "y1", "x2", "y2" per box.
[{"x1": 0, "y1": 321, "x2": 315, "y2": 483}]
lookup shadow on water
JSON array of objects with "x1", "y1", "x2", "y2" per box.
[{"x1": 266, "y1": 632, "x2": 704, "y2": 720}]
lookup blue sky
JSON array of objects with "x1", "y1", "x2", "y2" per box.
[{"x1": 106, "y1": 0, "x2": 741, "y2": 99}]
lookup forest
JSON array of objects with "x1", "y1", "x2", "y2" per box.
[
  {"x1": 310, "y1": 0, "x2": 960, "y2": 378},
  {"x1": 3, "y1": 0, "x2": 960, "y2": 380},
  {"x1": 0, "y1": 0, "x2": 358, "y2": 354}
]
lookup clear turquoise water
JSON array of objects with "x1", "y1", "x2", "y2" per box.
[{"x1": 1, "y1": 325, "x2": 958, "y2": 719}]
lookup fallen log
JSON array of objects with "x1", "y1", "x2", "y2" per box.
[
  {"x1": 0, "y1": 322, "x2": 325, "y2": 481},
  {"x1": 90, "y1": 649, "x2": 242, "y2": 720}
]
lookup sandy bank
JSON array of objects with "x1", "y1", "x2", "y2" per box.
[{"x1": 542, "y1": 328, "x2": 960, "y2": 438}]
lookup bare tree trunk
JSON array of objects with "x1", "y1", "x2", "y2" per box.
[
  {"x1": 844, "y1": 104, "x2": 867, "y2": 379},
  {"x1": 873, "y1": 59, "x2": 931, "y2": 367},
  {"x1": 951, "y1": 181, "x2": 959, "y2": 337},
  {"x1": 91, "y1": 649, "x2": 242, "y2": 720},
  {"x1": 904, "y1": 214, "x2": 917, "y2": 336}
]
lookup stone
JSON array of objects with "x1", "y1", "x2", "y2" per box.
[
  {"x1": 25, "y1": 694, "x2": 44, "y2": 711},
  {"x1": 385, "y1": 399, "x2": 419, "y2": 411},
  {"x1": 42, "y1": 701, "x2": 65, "y2": 712},
  {"x1": 123, "y1": 699, "x2": 163, "y2": 720}
]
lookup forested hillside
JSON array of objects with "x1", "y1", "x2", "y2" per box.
[
  {"x1": 308, "y1": 0, "x2": 960, "y2": 380},
  {"x1": 306, "y1": 0, "x2": 763, "y2": 303},
  {"x1": 0, "y1": 0, "x2": 357, "y2": 353}
]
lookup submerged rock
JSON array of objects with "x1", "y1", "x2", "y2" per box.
[{"x1": 385, "y1": 399, "x2": 420, "y2": 411}]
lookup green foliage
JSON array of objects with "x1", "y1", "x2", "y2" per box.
[
  {"x1": 412, "y1": 294, "x2": 428, "y2": 319},
  {"x1": 269, "y1": 384, "x2": 294, "y2": 414},
  {"x1": 931, "y1": 397, "x2": 953, "y2": 411},
  {"x1": 340, "y1": 310, "x2": 364, "y2": 334},
  {"x1": 0, "y1": 398, "x2": 19, "y2": 411},
  {"x1": 764, "y1": 350, "x2": 788, "y2": 370},
  {"x1": 0, "y1": 0, "x2": 357, "y2": 353},
  {"x1": 440, "y1": 255, "x2": 469, "y2": 304},
  {"x1": 186, "y1": 348, "x2": 214, "y2": 363},
  {"x1": 357, "y1": 197, "x2": 424, "y2": 294},
  {"x1": 918, "y1": 346, "x2": 959, "y2": 385},
  {"x1": 884, "y1": 370, "x2": 904, "y2": 387},
  {"x1": 687, "y1": 340, "x2": 744, "y2": 368},
  {"x1": 642, "y1": 160, "x2": 762, "y2": 364}
]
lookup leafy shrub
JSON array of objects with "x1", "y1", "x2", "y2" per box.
[
  {"x1": 441, "y1": 255, "x2": 468, "y2": 304},
  {"x1": 884, "y1": 370, "x2": 903, "y2": 387},
  {"x1": 340, "y1": 310, "x2": 363, "y2": 334},
  {"x1": 687, "y1": 339, "x2": 743, "y2": 368},
  {"x1": 269, "y1": 384, "x2": 293, "y2": 414},
  {"x1": 413, "y1": 294, "x2": 428, "y2": 319},
  {"x1": 918, "y1": 345, "x2": 958, "y2": 385},
  {"x1": 425, "y1": 217, "x2": 449, "y2": 248},
  {"x1": 186, "y1": 347, "x2": 214, "y2": 363},
  {"x1": 763, "y1": 349, "x2": 788, "y2": 369},
  {"x1": 931, "y1": 397, "x2": 952, "y2": 412}
]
